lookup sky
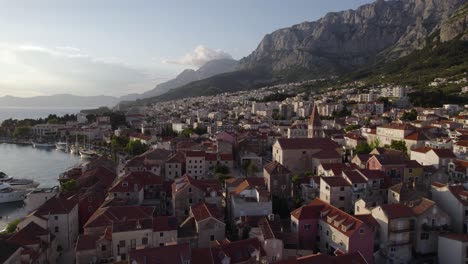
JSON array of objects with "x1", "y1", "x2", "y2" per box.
[{"x1": 0, "y1": 0, "x2": 374, "y2": 97}]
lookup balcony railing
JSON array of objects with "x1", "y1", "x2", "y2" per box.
[
  {"x1": 389, "y1": 226, "x2": 414, "y2": 233},
  {"x1": 422, "y1": 223, "x2": 449, "y2": 232},
  {"x1": 388, "y1": 240, "x2": 412, "y2": 247}
]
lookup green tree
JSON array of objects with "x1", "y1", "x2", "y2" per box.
[
  {"x1": 125, "y1": 140, "x2": 149, "y2": 156},
  {"x1": 390, "y1": 140, "x2": 408, "y2": 153},
  {"x1": 369, "y1": 138, "x2": 381, "y2": 149},
  {"x1": 13, "y1": 126, "x2": 31, "y2": 138},
  {"x1": 292, "y1": 174, "x2": 300, "y2": 184},
  {"x1": 215, "y1": 164, "x2": 230, "y2": 175},
  {"x1": 86, "y1": 114, "x2": 96, "y2": 123},
  {"x1": 4, "y1": 219, "x2": 20, "y2": 234},
  {"x1": 247, "y1": 162, "x2": 259, "y2": 176},
  {"x1": 401, "y1": 109, "x2": 418, "y2": 121},
  {"x1": 345, "y1": 124, "x2": 361, "y2": 132},
  {"x1": 61, "y1": 179, "x2": 77, "y2": 193},
  {"x1": 355, "y1": 142, "x2": 372, "y2": 154}
]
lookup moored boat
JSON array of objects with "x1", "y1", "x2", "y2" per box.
[
  {"x1": 0, "y1": 172, "x2": 40, "y2": 189},
  {"x1": 56, "y1": 141, "x2": 68, "y2": 151},
  {"x1": 0, "y1": 183, "x2": 28, "y2": 203},
  {"x1": 79, "y1": 149, "x2": 97, "y2": 159},
  {"x1": 32, "y1": 141, "x2": 56, "y2": 148}
]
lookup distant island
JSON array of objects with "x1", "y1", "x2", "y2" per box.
[{"x1": 0, "y1": 94, "x2": 119, "y2": 108}]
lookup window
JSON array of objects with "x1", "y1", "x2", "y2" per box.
[
  {"x1": 210, "y1": 235, "x2": 215, "y2": 241},
  {"x1": 142, "y1": 237, "x2": 148, "y2": 245},
  {"x1": 119, "y1": 240, "x2": 126, "y2": 247},
  {"x1": 185, "y1": 210, "x2": 189, "y2": 215},
  {"x1": 339, "y1": 196, "x2": 345, "y2": 201},
  {"x1": 101, "y1": 245, "x2": 107, "y2": 251},
  {"x1": 160, "y1": 243, "x2": 164, "y2": 247},
  {"x1": 126, "y1": 193, "x2": 130, "y2": 196},
  {"x1": 189, "y1": 198, "x2": 193, "y2": 204},
  {"x1": 359, "y1": 228, "x2": 365, "y2": 234},
  {"x1": 160, "y1": 232, "x2": 164, "y2": 237},
  {"x1": 326, "y1": 230, "x2": 329, "y2": 236},
  {"x1": 340, "y1": 187, "x2": 345, "y2": 191},
  {"x1": 131, "y1": 239, "x2": 136, "y2": 249},
  {"x1": 188, "y1": 188, "x2": 192, "y2": 193},
  {"x1": 54, "y1": 215, "x2": 58, "y2": 220},
  {"x1": 304, "y1": 224, "x2": 311, "y2": 230},
  {"x1": 55, "y1": 226, "x2": 59, "y2": 233},
  {"x1": 420, "y1": 233, "x2": 429, "y2": 240}
]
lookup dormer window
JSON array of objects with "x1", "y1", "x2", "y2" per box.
[
  {"x1": 122, "y1": 182, "x2": 128, "y2": 187},
  {"x1": 341, "y1": 225, "x2": 347, "y2": 232}
]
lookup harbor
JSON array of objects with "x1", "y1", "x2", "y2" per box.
[{"x1": 0, "y1": 143, "x2": 81, "y2": 230}]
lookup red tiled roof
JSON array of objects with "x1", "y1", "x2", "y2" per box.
[
  {"x1": 357, "y1": 169, "x2": 386, "y2": 180},
  {"x1": 34, "y1": 195, "x2": 78, "y2": 217},
  {"x1": 344, "y1": 133, "x2": 366, "y2": 141},
  {"x1": 448, "y1": 185, "x2": 468, "y2": 206},
  {"x1": 153, "y1": 216, "x2": 178, "y2": 232},
  {"x1": 207, "y1": 238, "x2": 266, "y2": 264},
  {"x1": 343, "y1": 170, "x2": 368, "y2": 184},
  {"x1": 264, "y1": 160, "x2": 290, "y2": 175},
  {"x1": 291, "y1": 204, "x2": 323, "y2": 220},
  {"x1": 276, "y1": 138, "x2": 339, "y2": 150},
  {"x1": 455, "y1": 140, "x2": 468, "y2": 147},
  {"x1": 191, "y1": 202, "x2": 223, "y2": 222},
  {"x1": 380, "y1": 204, "x2": 414, "y2": 219},
  {"x1": 186, "y1": 151, "x2": 206, "y2": 158},
  {"x1": 219, "y1": 153, "x2": 234, "y2": 161},
  {"x1": 275, "y1": 251, "x2": 367, "y2": 264},
  {"x1": 404, "y1": 130, "x2": 428, "y2": 141},
  {"x1": 130, "y1": 243, "x2": 191, "y2": 264},
  {"x1": 84, "y1": 205, "x2": 154, "y2": 229},
  {"x1": 76, "y1": 234, "x2": 100, "y2": 251},
  {"x1": 7, "y1": 222, "x2": 48, "y2": 246},
  {"x1": 294, "y1": 199, "x2": 368, "y2": 238},
  {"x1": 173, "y1": 175, "x2": 222, "y2": 197},
  {"x1": 407, "y1": 198, "x2": 435, "y2": 216},
  {"x1": 321, "y1": 176, "x2": 352, "y2": 187},
  {"x1": 439, "y1": 233, "x2": 468, "y2": 242},
  {"x1": 380, "y1": 123, "x2": 416, "y2": 131},
  {"x1": 109, "y1": 171, "x2": 162, "y2": 193}
]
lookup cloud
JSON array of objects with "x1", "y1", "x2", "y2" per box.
[
  {"x1": 0, "y1": 43, "x2": 169, "y2": 97},
  {"x1": 164, "y1": 45, "x2": 232, "y2": 67}
]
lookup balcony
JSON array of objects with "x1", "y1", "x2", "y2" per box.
[
  {"x1": 388, "y1": 240, "x2": 412, "y2": 247},
  {"x1": 389, "y1": 226, "x2": 414, "y2": 233},
  {"x1": 422, "y1": 223, "x2": 449, "y2": 232}
]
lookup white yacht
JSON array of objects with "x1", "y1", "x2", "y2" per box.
[
  {"x1": 0, "y1": 183, "x2": 28, "y2": 203},
  {"x1": 55, "y1": 141, "x2": 68, "y2": 151},
  {"x1": 0, "y1": 172, "x2": 40, "y2": 190},
  {"x1": 79, "y1": 149, "x2": 98, "y2": 159}
]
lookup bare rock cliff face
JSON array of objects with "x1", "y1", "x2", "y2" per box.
[
  {"x1": 440, "y1": 3, "x2": 468, "y2": 42},
  {"x1": 240, "y1": 0, "x2": 467, "y2": 74}
]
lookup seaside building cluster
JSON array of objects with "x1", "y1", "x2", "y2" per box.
[{"x1": 2, "y1": 79, "x2": 468, "y2": 264}]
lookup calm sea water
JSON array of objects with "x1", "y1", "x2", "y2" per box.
[
  {"x1": 0, "y1": 143, "x2": 81, "y2": 229},
  {"x1": 0, "y1": 107, "x2": 82, "y2": 122}
]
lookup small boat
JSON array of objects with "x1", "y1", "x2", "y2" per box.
[
  {"x1": 0, "y1": 172, "x2": 40, "y2": 189},
  {"x1": 32, "y1": 141, "x2": 56, "y2": 148},
  {"x1": 79, "y1": 149, "x2": 97, "y2": 159},
  {"x1": 56, "y1": 141, "x2": 68, "y2": 151},
  {"x1": 0, "y1": 183, "x2": 28, "y2": 203}
]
